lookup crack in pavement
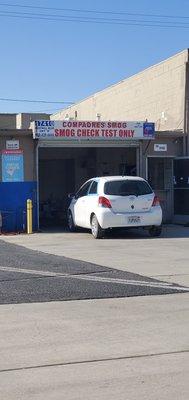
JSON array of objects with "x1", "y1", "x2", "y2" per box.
[{"x1": 1, "y1": 349, "x2": 189, "y2": 374}]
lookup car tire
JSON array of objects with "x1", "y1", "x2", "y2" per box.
[
  {"x1": 148, "y1": 225, "x2": 162, "y2": 237},
  {"x1": 68, "y1": 211, "x2": 76, "y2": 232},
  {"x1": 91, "y1": 214, "x2": 104, "y2": 239}
]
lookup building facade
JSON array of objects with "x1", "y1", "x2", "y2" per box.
[
  {"x1": 0, "y1": 50, "x2": 189, "y2": 231},
  {"x1": 0, "y1": 113, "x2": 49, "y2": 231},
  {"x1": 51, "y1": 49, "x2": 189, "y2": 224}
]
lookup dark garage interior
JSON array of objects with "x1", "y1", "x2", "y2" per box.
[{"x1": 38, "y1": 146, "x2": 137, "y2": 227}]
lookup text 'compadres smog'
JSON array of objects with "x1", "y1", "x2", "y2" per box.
[{"x1": 34, "y1": 120, "x2": 155, "y2": 140}]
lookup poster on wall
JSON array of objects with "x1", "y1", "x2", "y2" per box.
[{"x1": 1, "y1": 150, "x2": 24, "y2": 182}]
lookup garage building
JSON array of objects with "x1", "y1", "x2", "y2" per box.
[
  {"x1": 50, "y1": 49, "x2": 189, "y2": 225},
  {"x1": 0, "y1": 50, "x2": 189, "y2": 231}
]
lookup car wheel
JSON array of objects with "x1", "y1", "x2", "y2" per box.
[
  {"x1": 149, "y1": 226, "x2": 162, "y2": 237},
  {"x1": 68, "y1": 211, "x2": 76, "y2": 232},
  {"x1": 91, "y1": 215, "x2": 104, "y2": 239}
]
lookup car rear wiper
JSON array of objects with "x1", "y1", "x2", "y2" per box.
[{"x1": 119, "y1": 193, "x2": 139, "y2": 197}]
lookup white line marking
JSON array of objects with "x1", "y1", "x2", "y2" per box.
[
  {"x1": 0, "y1": 266, "x2": 189, "y2": 292},
  {"x1": 74, "y1": 274, "x2": 189, "y2": 291},
  {"x1": 0, "y1": 266, "x2": 57, "y2": 277}
]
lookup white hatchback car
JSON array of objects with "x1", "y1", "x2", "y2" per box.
[{"x1": 68, "y1": 176, "x2": 162, "y2": 239}]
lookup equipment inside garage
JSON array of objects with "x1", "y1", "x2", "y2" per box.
[{"x1": 38, "y1": 146, "x2": 137, "y2": 227}]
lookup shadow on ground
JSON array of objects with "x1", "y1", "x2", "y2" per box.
[{"x1": 39, "y1": 224, "x2": 189, "y2": 240}]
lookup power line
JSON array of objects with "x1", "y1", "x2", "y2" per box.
[
  {"x1": 0, "y1": 98, "x2": 74, "y2": 104},
  {"x1": 0, "y1": 10, "x2": 189, "y2": 28},
  {"x1": 26, "y1": 107, "x2": 63, "y2": 113},
  {"x1": 0, "y1": 2, "x2": 189, "y2": 20},
  {"x1": 1, "y1": 9, "x2": 189, "y2": 26},
  {"x1": 0, "y1": 4, "x2": 188, "y2": 28}
]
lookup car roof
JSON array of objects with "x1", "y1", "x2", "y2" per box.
[{"x1": 91, "y1": 176, "x2": 146, "y2": 182}]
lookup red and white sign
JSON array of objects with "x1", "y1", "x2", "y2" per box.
[
  {"x1": 2, "y1": 149, "x2": 23, "y2": 155},
  {"x1": 33, "y1": 120, "x2": 155, "y2": 140}
]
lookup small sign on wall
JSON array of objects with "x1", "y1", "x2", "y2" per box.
[
  {"x1": 6, "y1": 140, "x2": 19, "y2": 150},
  {"x1": 154, "y1": 143, "x2": 167, "y2": 152}
]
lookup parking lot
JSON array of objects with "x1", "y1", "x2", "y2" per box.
[
  {"x1": 2, "y1": 224, "x2": 189, "y2": 287},
  {"x1": 0, "y1": 224, "x2": 189, "y2": 399}
]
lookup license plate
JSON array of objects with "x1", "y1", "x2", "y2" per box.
[{"x1": 128, "y1": 216, "x2": 141, "y2": 224}]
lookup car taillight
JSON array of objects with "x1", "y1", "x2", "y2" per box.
[
  {"x1": 152, "y1": 195, "x2": 160, "y2": 206},
  {"x1": 98, "y1": 196, "x2": 112, "y2": 208}
]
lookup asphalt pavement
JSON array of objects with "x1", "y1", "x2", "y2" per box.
[{"x1": 0, "y1": 239, "x2": 188, "y2": 305}]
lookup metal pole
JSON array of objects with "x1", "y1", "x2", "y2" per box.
[
  {"x1": 184, "y1": 60, "x2": 189, "y2": 156},
  {"x1": 139, "y1": 141, "x2": 143, "y2": 177},
  {"x1": 36, "y1": 142, "x2": 40, "y2": 230},
  {"x1": 27, "y1": 199, "x2": 33, "y2": 234},
  {"x1": 0, "y1": 211, "x2": 2, "y2": 234}
]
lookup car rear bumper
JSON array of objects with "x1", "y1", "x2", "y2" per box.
[{"x1": 96, "y1": 207, "x2": 162, "y2": 229}]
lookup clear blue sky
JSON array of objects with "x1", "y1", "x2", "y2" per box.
[{"x1": 0, "y1": 0, "x2": 189, "y2": 114}]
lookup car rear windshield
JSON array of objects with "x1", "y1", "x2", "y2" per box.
[{"x1": 104, "y1": 180, "x2": 153, "y2": 196}]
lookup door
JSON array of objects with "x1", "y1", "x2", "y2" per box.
[
  {"x1": 174, "y1": 158, "x2": 189, "y2": 215},
  {"x1": 73, "y1": 181, "x2": 92, "y2": 227},
  {"x1": 84, "y1": 180, "x2": 99, "y2": 228},
  {"x1": 148, "y1": 157, "x2": 173, "y2": 222}
]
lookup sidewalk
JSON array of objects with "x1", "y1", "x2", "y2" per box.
[{"x1": 0, "y1": 294, "x2": 189, "y2": 400}]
